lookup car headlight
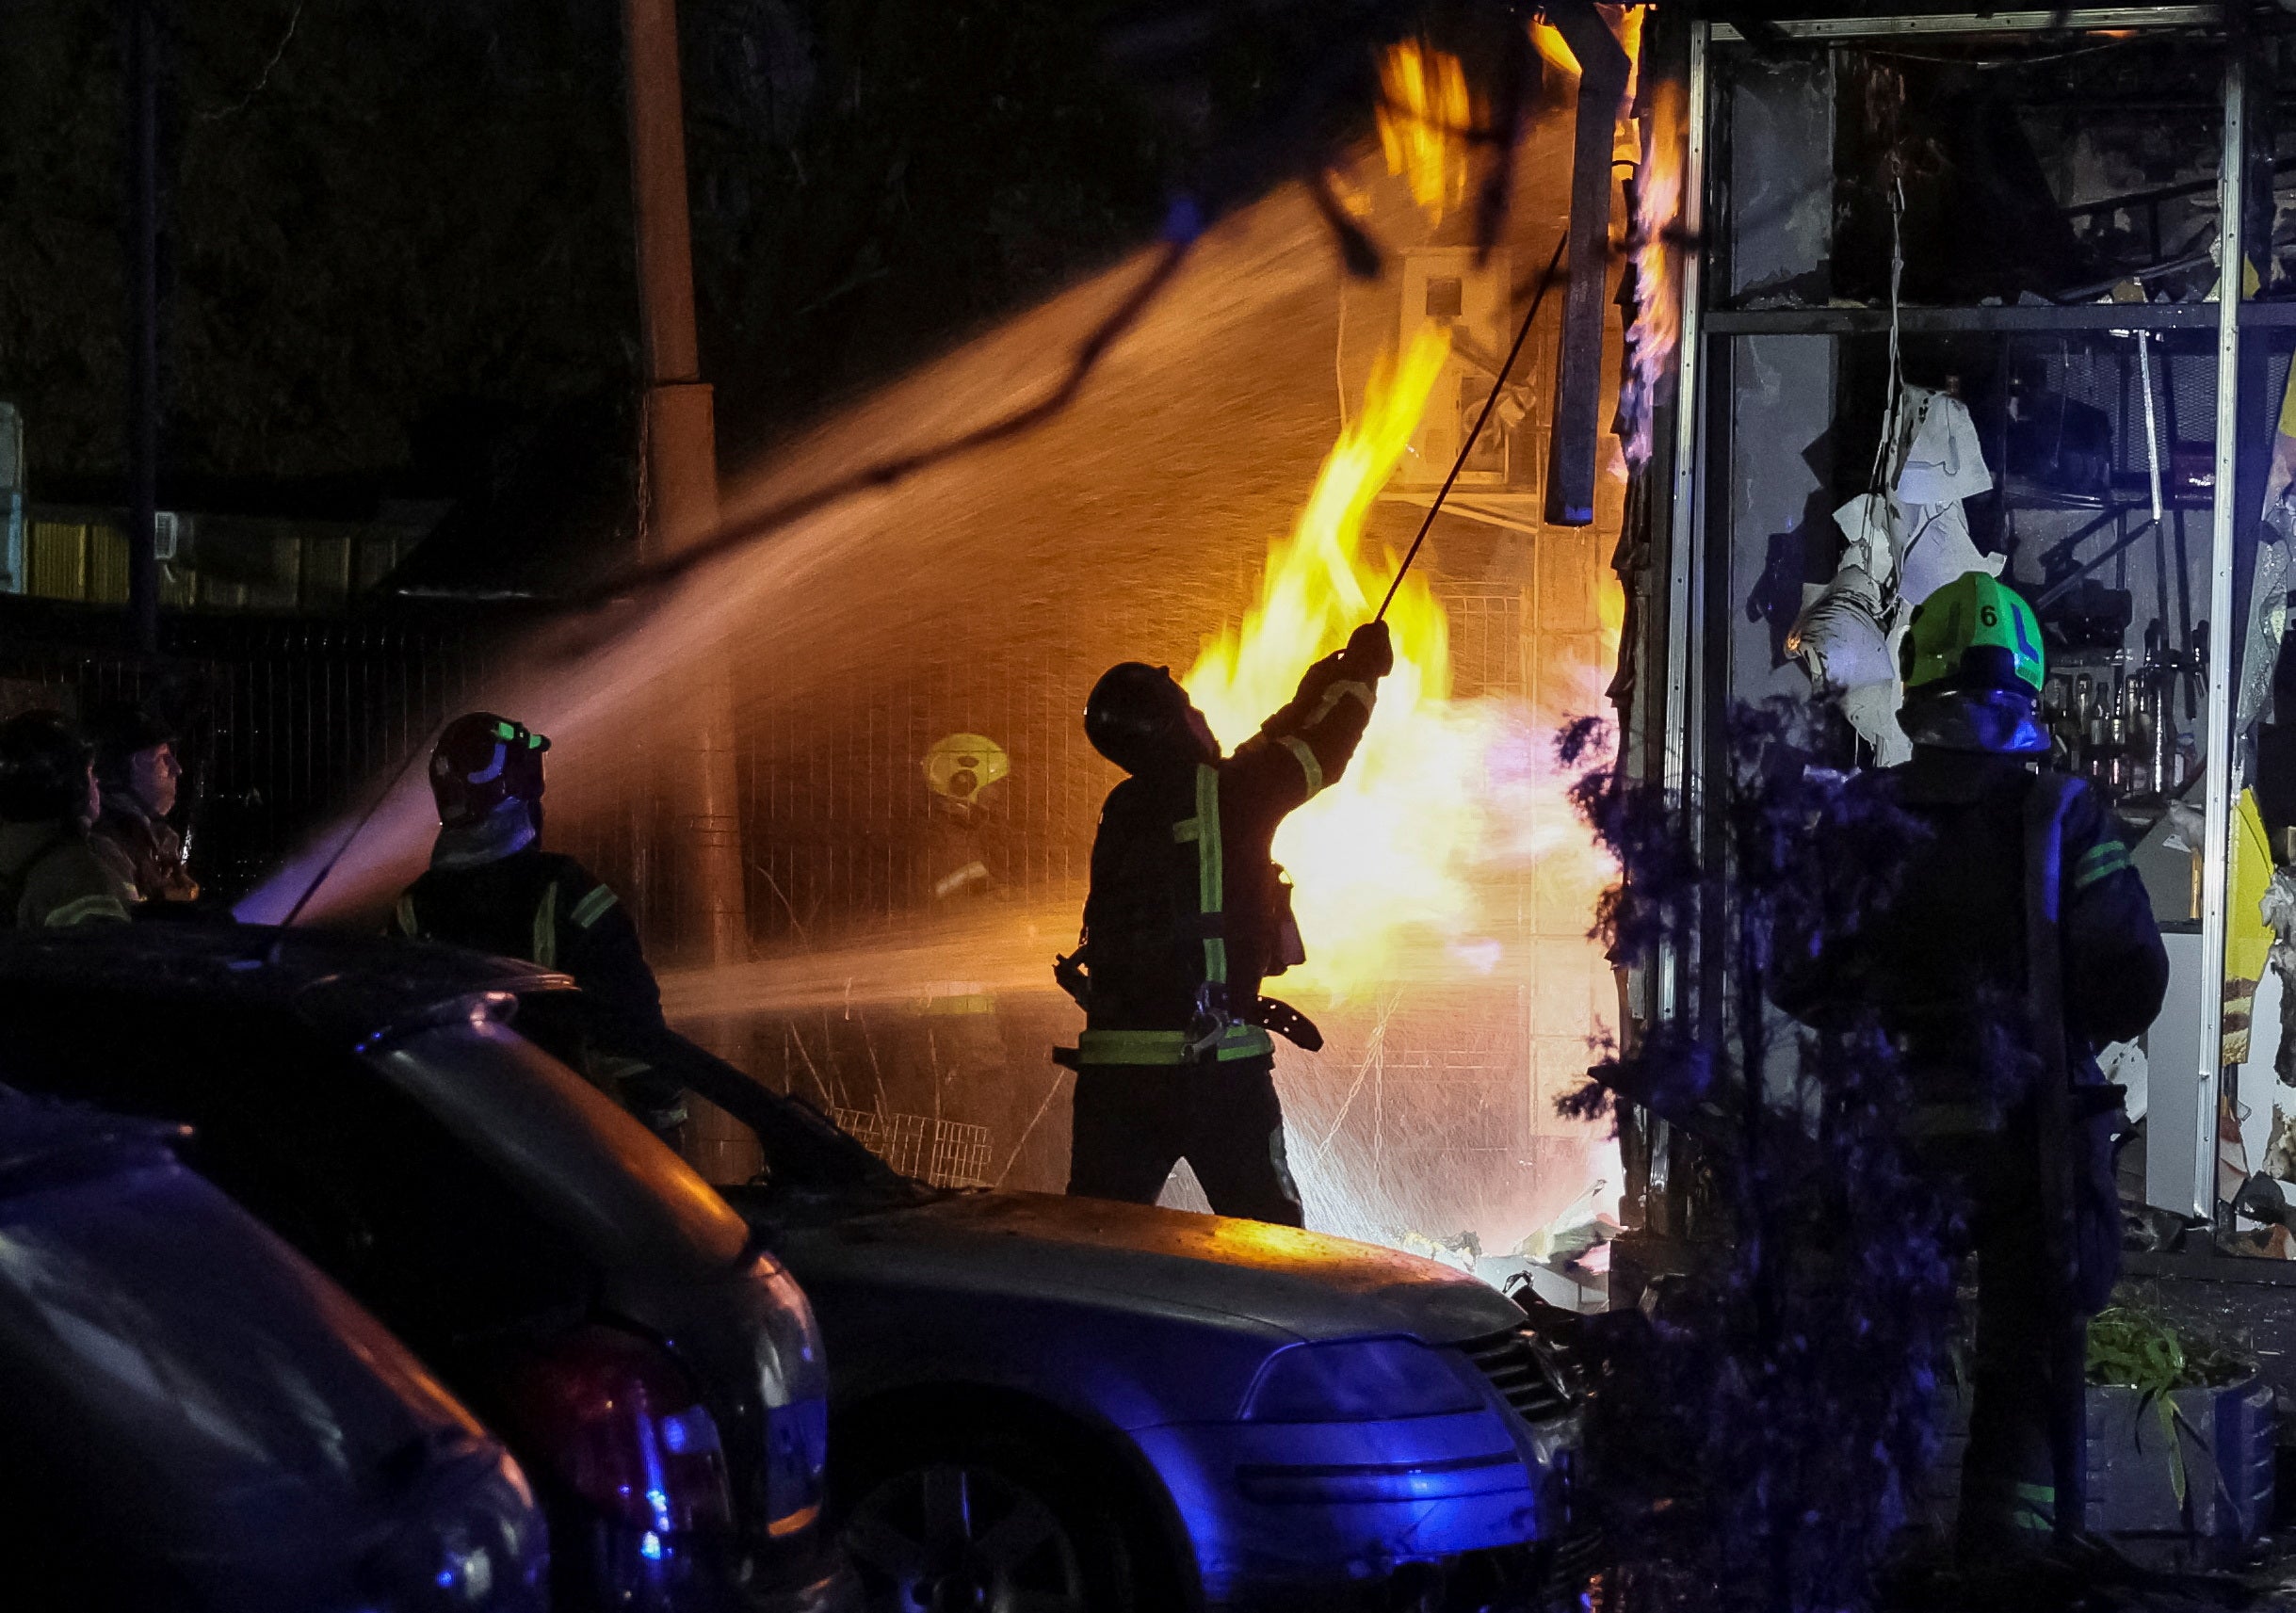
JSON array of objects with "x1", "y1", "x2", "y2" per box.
[{"x1": 1243, "y1": 1337, "x2": 1486, "y2": 1423}]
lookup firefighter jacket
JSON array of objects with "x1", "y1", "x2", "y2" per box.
[
  {"x1": 0, "y1": 821, "x2": 137, "y2": 929},
  {"x1": 1075, "y1": 650, "x2": 1377, "y2": 1066},
  {"x1": 391, "y1": 847, "x2": 666, "y2": 1038},
  {"x1": 1771, "y1": 747, "x2": 2168, "y2": 1309},
  {"x1": 1771, "y1": 749, "x2": 2168, "y2": 1078},
  {"x1": 90, "y1": 793, "x2": 198, "y2": 904}
]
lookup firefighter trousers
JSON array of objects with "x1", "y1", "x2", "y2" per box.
[
  {"x1": 1918, "y1": 1105, "x2": 2072, "y2": 1552},
  {"x1": 1067, "y1": 1054, "x2": 1304, "y2": 1227}
]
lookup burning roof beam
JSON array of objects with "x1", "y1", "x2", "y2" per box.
[{"x1": 1541, "y1": 2, "x2": 1630, "y2": 528}]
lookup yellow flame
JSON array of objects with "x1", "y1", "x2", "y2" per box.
[
  {"x1": 1186, "y1": 321, "x2": 1516, "y2": 988},
  {"x1": 1530, "y1": 17, "x2": 1580, "y2": 80},
  {"x1": 1376, "y1": 42, "x2": 1473, "y2": 222}
]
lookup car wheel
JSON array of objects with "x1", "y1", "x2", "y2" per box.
[{"x1": 837, "y1": 1415, "x2": 1162, "y2": 1613}]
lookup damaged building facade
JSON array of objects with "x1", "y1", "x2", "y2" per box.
[{"x1": 1617, "y1": 6, "x2": 2296, "y2": 1268}]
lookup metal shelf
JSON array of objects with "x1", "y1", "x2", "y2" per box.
[{"x1": 1706, "y1": 302, "x2": 2296, "y2": 335}]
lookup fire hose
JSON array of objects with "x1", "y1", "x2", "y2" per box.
[{"x1": 1375, "y1": 231, "x2": 1568, "y2": 622}]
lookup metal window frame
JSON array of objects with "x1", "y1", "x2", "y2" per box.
[
  {"x1": 1668, "y1": 11, "x2": 2249, "y2": 1222},
  {"x1": 1712, "y1": 8, "x2": 2217, "y2": 43},
  {"x1": 2194, "y1": 51, "x2": 2244, "y2": 1220},
  {"x1": 1657, "y1": 20, "x2": 1710, "y2": 1033}
]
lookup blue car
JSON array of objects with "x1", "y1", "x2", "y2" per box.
[
  {"x1": 0, "y1": 1093, "x2": 548, "y2": 1611},
  {"x1": 513, "y1": 1005, "x2": 1593, "y2": 1612}
]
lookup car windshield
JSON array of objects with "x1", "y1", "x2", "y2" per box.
[{"x1": 509, "y1": 992, "x2": 901, "y2": 1195}]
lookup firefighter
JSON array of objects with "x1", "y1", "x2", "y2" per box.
[
  {"x1": 1771, "y1": 572, "x2": 2166, "y2": 1585},
  {"x1": 0, "y1": 710, "x2": 136, "y2": 929},
  {"x1": 922, "y1": 732, "x2": 1009, "y2": 906},
  {"x1": 389, "y1": 713, "x2": 687, "y2": 1140},
  {"x1": 1058, "y1": 621, "x2": 1392, "y2": 1226},
  {"x1": 87, "y1": 702, "x2": 199, "y2": 904}
]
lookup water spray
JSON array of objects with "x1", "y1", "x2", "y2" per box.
[
  {"x1": 263, "y1": 734, "x2": 433, "y2": 936},
  {"x1": 1375, "y1": 231, "x2": 1566, "y2": 622}
]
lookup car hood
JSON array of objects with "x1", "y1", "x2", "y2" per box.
[{"x1": 769, "y1": 1188, "x2": 1525, "y2": 1347}]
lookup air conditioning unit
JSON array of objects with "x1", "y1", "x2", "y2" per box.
[
  {"x1": 1395, "y1": 248, "x2": 1516, "y2": 491},
  {"x1": 153, "y1": 509, "x2": 186, "y2": 562}
]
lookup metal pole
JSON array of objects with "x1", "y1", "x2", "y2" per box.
[
  {"x1": 1658, "y1": 21, "x2": 1708, "y2": 1022},
  {"x1": 2197, "y1": 49, "x2": 2243, "y2": 1222},
  {"x1": 623, "y1": 0, "x2": 754, "y2": 1180},
  {"x1": 125, "y1": 0, "x2": 159, "y2": 653}
]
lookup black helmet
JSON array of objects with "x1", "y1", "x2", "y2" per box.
[
  {"x1": 1085, "y1": 663, "x2": 1206, "y2": 775},
  {"x1": 430, "y1": 712, "x2": 549, "y2": 829},
  {"x1": 86, "y1": 701, "x2": 176, "y2": 787},
  {"x1": 0, "y1": 710, "x2": 93, "y2": 824}
]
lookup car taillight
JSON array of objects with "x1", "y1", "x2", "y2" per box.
[{"x1": 501, "y1": 1325, "x2": 735, "y2": 1539}]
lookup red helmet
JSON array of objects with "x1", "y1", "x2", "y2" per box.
[{"x1": 429, "y1": 712, "x2": 549, "y2": 829}]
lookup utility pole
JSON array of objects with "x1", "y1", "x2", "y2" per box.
[
  {"x1": 622, "y1": 0, "x2": 756, "y2": 1180},
  {"x1": 124, "y1": 0, "x2": 160, "y2": 653}
]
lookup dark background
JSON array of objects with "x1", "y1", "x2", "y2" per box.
[{"x1": 0, "y1": 0, "x2": 1334, "y2": 540}]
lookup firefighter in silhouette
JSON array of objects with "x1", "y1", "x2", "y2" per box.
[
  {"x1": 1771, "y1": 573, "x2": 2166, "y2": 1586},
  {"x1": 389, "y1": 713, "x2": 687, "y2": 1140},
  {"x1": 0, "y1": 710, "x2": 135, "y2": 929},
  {"x1": 1057, "y1": 621, "x2": 1392, "y2": 1225}
]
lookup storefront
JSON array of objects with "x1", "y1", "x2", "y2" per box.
[{"x1": 1631, "y1": 6, "x2": 2296, "y2": 1243}]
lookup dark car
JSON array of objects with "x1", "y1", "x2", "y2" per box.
[
  {"x1": 0, "y1": 1092, "x2": 547, "y2": 1612},
  {"x1": 0, "y1": 927, "x2": 846, "y2": 1613},
  {"x1": 0, "y1": 927, "x2": 1586, "y2": 1609}
]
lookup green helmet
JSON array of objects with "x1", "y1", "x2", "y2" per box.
[{"x1": 1900, "y1": 571, "x2": 2044, "y2": 696}]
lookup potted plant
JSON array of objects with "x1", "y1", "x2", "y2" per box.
[{"x1": 2085, "y1": 1303, "x2": 2275, "y2": 1554}]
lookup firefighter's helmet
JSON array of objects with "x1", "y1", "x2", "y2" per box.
[
  {"x1": 430, "y1": 712, "x2": 550, "y2": 829},
  {"x1": 924, "y1": 734, "x2": 1011, "y2": 806},
  {"x1": 1084, "y1": 663, "x2": 1207, "y2": 775},
  {"x1": 1900, "y1": 571, "x2": 2045, "y2": 697}
]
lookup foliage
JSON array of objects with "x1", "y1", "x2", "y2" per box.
[
  {"x1": 1560, "y1": 701, "x2": 1974, "y2": 1613},
  {"x1": 2086, "y1": 1304, "x2": 2250, "y2": 1396}
]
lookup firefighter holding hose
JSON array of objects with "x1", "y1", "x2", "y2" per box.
[
  {"x1": 1056, "y1": 621, "x2": 1392, "y2": 1226},
  {"x1": 390, "y1": 712, "x2": 687, "y2": 1143},
  {"x1": 1771, "y1": 573, "x2": 2165, "y2": 1593}
]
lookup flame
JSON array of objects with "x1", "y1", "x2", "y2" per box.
[
  {"x1": 1530, "y1": 17, "x2": 1580, "y2": 80},
  {"x1": 1376, "y1": 42, "x2": 1473, "y2": 222},
  {"x1": 1612, "y1": 4, "x2": 1644, "y2": 103},
  {"x1": 1622, "y1": 74, "x2": 1685, "y2": 466},
  {"x1": 1185, "y1": 320, "x2": 1528, "y2": 989}
]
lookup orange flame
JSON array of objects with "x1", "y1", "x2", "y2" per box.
[
  {"x1": 1623, "y1": 74, "x2": 1684, "y2": 466},
  {"x1": 1530, "y1": 17, "x2": 1579, "y2": 80},
  {"x1": 1376, "y1": 42, "x2": 1474, "y2": 222},
  {"x1": 1185, "y1": 320, "x2": 1575, "y2": 991}
]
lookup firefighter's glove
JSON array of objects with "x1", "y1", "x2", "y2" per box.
[{"x1": 1345, "y1": 620, "x2": 1395, "y2": 679}]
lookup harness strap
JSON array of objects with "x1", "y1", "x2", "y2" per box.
[{"x1": 1075, "y1": 1024, "x2": 1275, "y2": 1064}]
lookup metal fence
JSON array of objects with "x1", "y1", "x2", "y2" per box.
[{"x1": 0, "y1": 601, "x2": 487, "y2": 901}]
